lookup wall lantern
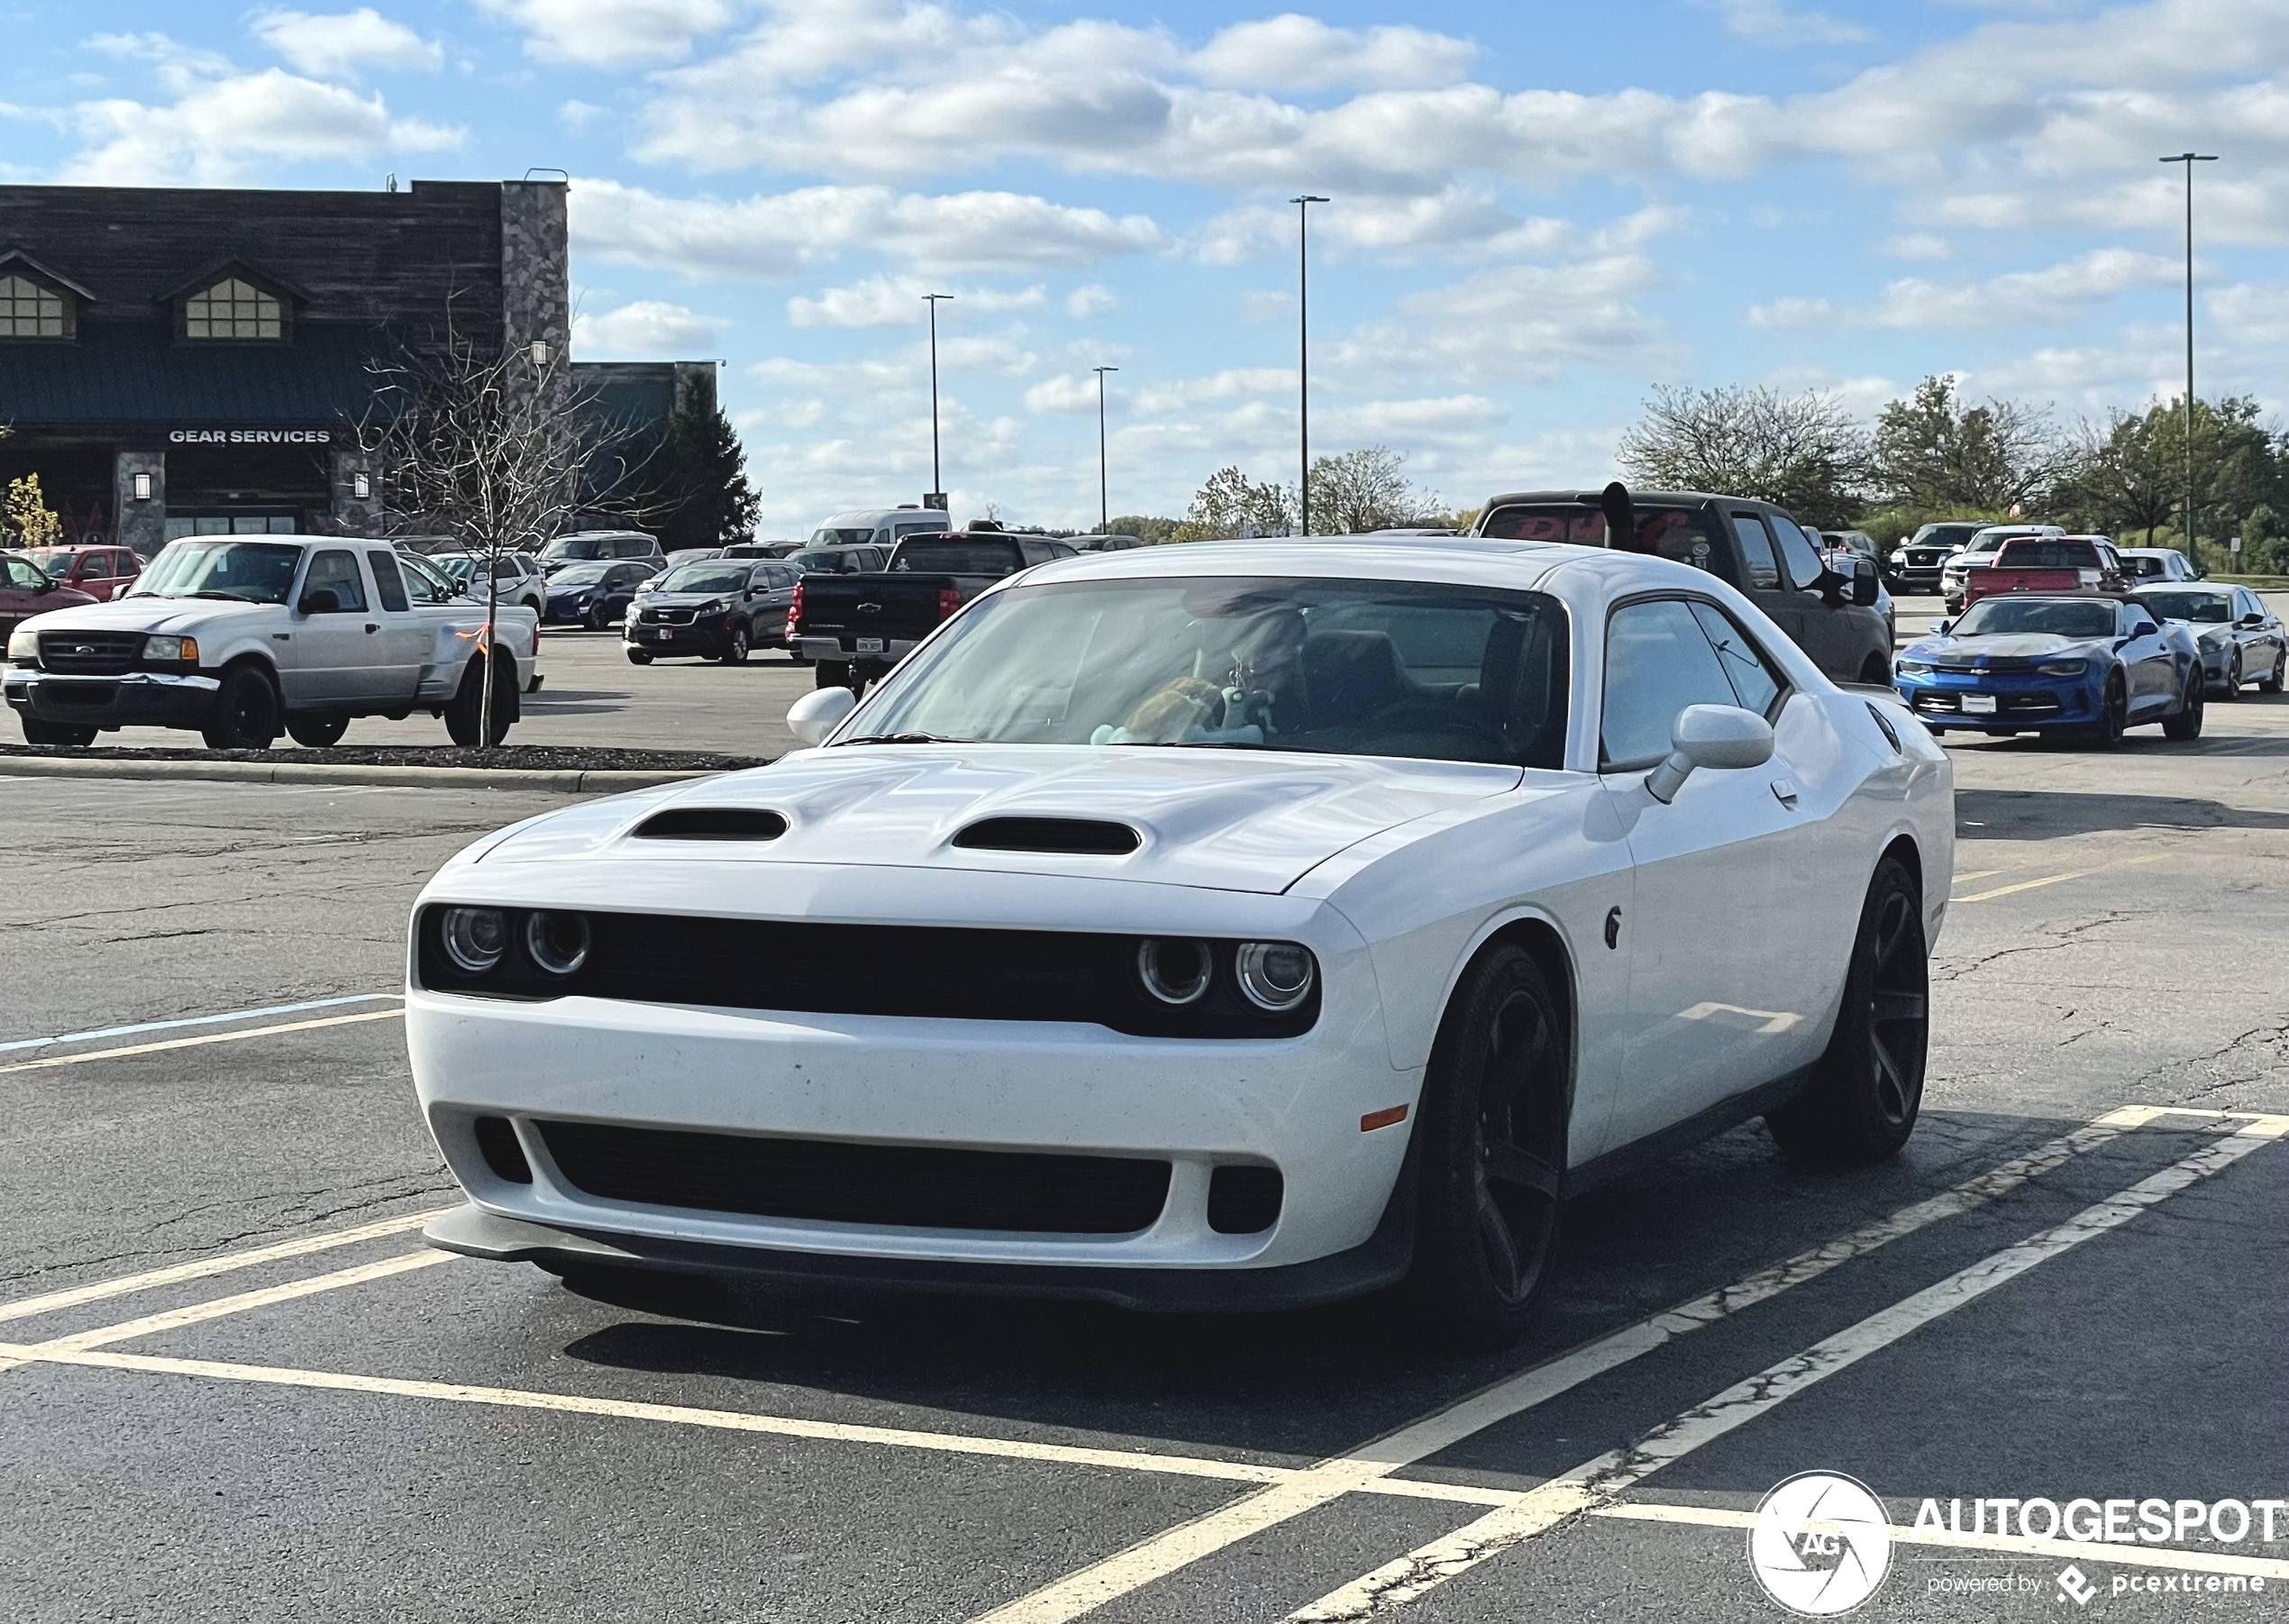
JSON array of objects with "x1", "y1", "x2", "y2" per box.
[
  {"x1": 530, "y1": 341, "x2": 552, "y2": 368},
  {"x1": 131, "y1": 472, "x2": 152, "y2": 501},
  {"x1": 351, "y1": 472, "x2": 371, "y2": 500}
]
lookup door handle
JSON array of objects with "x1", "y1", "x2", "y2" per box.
[
  {"x1": 365, "y1": 623, "x2": 379, "y2": 634},
  {"x1": 1770, "y1": 779, "x2": 1801, "y2": 810}
]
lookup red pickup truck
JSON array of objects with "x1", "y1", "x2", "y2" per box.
[{"x1": 1959, "y1": 535, "x2": 2130, "y2": 609}]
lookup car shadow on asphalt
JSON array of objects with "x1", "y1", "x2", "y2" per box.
[
  {"x1": 543, "y1": 1108, "x2": 2121, "y2": 1460},
  {"x1": 1956, "y1": 788, "x2": 2289, "y2": 839}
]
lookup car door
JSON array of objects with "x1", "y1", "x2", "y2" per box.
[
  {"x1": 0, "y1": 552, "x2": 49, "y2": 637},
  {"x1": 1726, "y1": 510, "x2": 1800, "y2": 655},
  {"x1": 288, "y1": 547, "x2": 378, "y2": 707},
  {"x1": 1600, "y1": 596, "x2": 1834, "y2": 1150},
  {"x1": 1767, "y1": 512, "x2": 1856, "y2": 678},
  {"x1": 361, "y1": 548, "x2": 425, "y2": 702},
  {"x1": 2117, "y1": 601, "x2": 2175, "y2": 715}
]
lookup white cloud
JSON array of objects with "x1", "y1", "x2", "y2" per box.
[
  {"x1": 1064, "y1": 284, "x2": 1117, "y2": 318},
  {"x1": 570, "y1": 178, "x2": 1164, "y2": 278},
  {"x1": 2209, "y1": 281, "x2": 2289, "y2": 347},
  {"x1": 1878, "y1": 233, "x2": 1956, "y2": 260},
  {"x1": 249, "y1": 10, "x2": 442, "y2": 78},
  {"x1": 573, "y1": 299, "x2": 725, "y2": 356},
  {"x1": 559, "y1": 98, "x2": 606, "y2": 128},
  {"x1": 1132, "y1": 368, "x2": 1296, "y2": 413},
  {"x1": 1709, "y1": 0, "x2": 1874, "y2": 47},
  {"x1": 1749, "y1": 248, "x2": 2182, "y2": 330},
  {"x1": 1336, "y1": 255, "x2": 1668, "y2": 387},
  {"x1": 787, "y1": 275, "x2": 1044, "y2": 328},
  {"x1": 475, "y1": 0, "x2": 741, "y2": 68},
  {"x1": 1024, "y1": 373, "x2": 1106, "y2": 415},
  {"x1": 1189, "y1": 16, "x2": 1476, "y2": 93},
  {"x1": 61, "y1": 67, "x2": 461, "y2": 184}
]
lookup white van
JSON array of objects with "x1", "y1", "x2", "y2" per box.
[{"x1": 808, "y1": 506, "x2": 952, "y2": 549}]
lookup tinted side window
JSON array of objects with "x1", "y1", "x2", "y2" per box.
[
  {"x1": 1689, "y1": 601, "x2": 1783, "y2": 715},
  {"x1": 304, "y1": 550, "x2": 368, "y2": 613},
  {"x1": 367, "y1": 551, "x2": 411, "y2": 613},
  {"x1": 1768, "y1": 515, "x2": 1828, "y2": 593},
  {"x1": 1601, "y1": 599, "x2": 1746, "y2": 769},
  {"x1": 1019, "y1": 540, "x2": 1053, "y2": 567},
  {"x1": 1729, "y1": 514, "x2": 1781, "y2": 590}
]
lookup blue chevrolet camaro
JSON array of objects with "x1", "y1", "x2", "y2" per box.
[{"x1": 1892, "y1": 593, "x2": 2204, "y2": 745}]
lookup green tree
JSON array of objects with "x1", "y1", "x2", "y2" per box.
[
  {"x1": 1103, "y1": 514, "x2": 1182, "y2": 544},
  {"x1": 634, "y1": 373, "x2": 760, "y2": 552},
  {"x1": 1870, "y1": 376, "x2": 2073, "y2": 515},
  {"x1": 1305, "y1": 446, "x2": 1437, "y2": 534},
  {"x1": 1175, "y1": 466, "x2": 1293, "y2": 540},
  {"x1": 1617, "y1": 385, "x2": 1869, "y2": 527}
]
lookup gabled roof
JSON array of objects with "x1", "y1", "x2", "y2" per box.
[
  {"x1": 0, "y1": 249, "x2": 97, "y2": 302},
  {"x1": 156, "y1": 257, "x2": 315, "y2": 306}
]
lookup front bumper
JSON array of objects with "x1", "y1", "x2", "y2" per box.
[
  {"x1": 1895, "y1": 666, "x2": 2095, "y2": 731},
  {"x1": 4, "y1": 666, "x2": 218, "y2": 729},
  {"x1": 625, "y1": 616, "x2": 731, "y2": 655}
]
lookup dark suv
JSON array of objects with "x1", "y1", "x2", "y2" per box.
[{"x1": 1475, "y1": 489, "x2": 1892, "y2": 686}]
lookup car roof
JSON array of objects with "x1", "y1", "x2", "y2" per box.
[
  {"x1": 1025, "y1": 535, "x2": 1652, "y2": 594},
  {"x1": 2118, "y1": 547, "x2": 2185, "y2": 558},
  {"x1": 1478, "y1": 488, "x2": 1754, "y2": 512}
]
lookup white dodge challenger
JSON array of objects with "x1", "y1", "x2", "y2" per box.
[{"x1": 408, "y1": 538, "x2": 1951, "y2": 1341}]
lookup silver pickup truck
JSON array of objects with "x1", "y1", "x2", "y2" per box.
[{"x1": 4, "y1": 536, "x2": 537, "y2": 750}]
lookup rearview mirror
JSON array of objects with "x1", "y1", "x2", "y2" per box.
[
  {"x1": 298, "y1": 587, "x2": 342, "y2": 615},
  {"x1": 786, "y1": 685, "x2": 857, "y2": 746},
  {"x1": 1646, "y1": 705, "x2": 1775, "y2": 804}
]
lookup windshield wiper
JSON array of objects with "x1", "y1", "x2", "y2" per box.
[
  {"x1": 186, "y1": 589, "x2": 260, "y2": 601},
  {"x1": 835, "y1": 732, "x2": 969, "y2": 746}
]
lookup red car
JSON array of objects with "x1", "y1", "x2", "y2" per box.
[
  {"x1": 26, "y1": 545, "x2": 143, "y2": 602},
  {"x1": 1, "y1": 551, "x2": 99, "y2": 643}
]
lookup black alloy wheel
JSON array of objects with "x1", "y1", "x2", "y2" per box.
[
  {"x1": 2222, "y1": 652, "x2": 2243, "y2": 700},
  {"x1": 200, "y1": 665, "x2": 281, "y2": 751},
  {"x1": 2091, "y1": 672, "x2": 2128, "y2": 749},
  {"x1": 721, "y1": 624, "x2": 751, "y2": 664},
  {"x1": 1766, "y1": 856, "x2": 1929, "y2": 1164},
  {"x1": 21, "y1": 718, "x2": 97, "y2": 748},
  {"x1": 2263, "y1": 651, "x2": 2286, "y2": 694},
  {"x1": 583, "y1": 603, "x2": 606, "y2": 632},
  {"x1": 442, "y1": 652, "x2": 518, "y2": 747},
  {"x1": 2163, "y1": 671, "x2": 2205, "y2": 741},
  {"x1": 1405, "y1": 943, "x2": 1568, "y2": 1346},
  {"x1": 285, "y1": 711, "x2": 349, "y2": 749}
]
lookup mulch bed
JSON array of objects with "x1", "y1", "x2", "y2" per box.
[{"x1": 0, "y1": 744, "x2": 769, "y2": 771}]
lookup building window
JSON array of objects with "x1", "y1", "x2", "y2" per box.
[
  {"x1": 0, "y1": 274, "x2": 72, "y2": 338},
  {"x1": 184, "y1": 277, "x2": 283, "y2": 340}
]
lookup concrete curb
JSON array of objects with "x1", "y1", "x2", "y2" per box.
[{"x1": 0, "y1": 755, "x2": 723, "y2": 793}]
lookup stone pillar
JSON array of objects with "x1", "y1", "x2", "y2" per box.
[
  {"x1": 114, "y1": 451, "x2": 166, "y2": 556},
  {"x1": 499, "y1": 180, "x2": 570, "y2": 415},
  {"x1": 331, "y1": 443, "x2": 381, "y2": 535}
]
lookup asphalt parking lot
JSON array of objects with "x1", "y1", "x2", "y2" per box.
[{"x1": 6, "y1": 603, "x2": 2289, "y2": 1621}]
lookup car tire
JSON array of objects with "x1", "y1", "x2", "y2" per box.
[
  {"x1": 2090, "y1": 672, "x2": 2128, "y2": 749},
  {"x1": 626, "y1": 650, "x2": 652, "y2": 665},
  {"x1": 1765, "y1": 855, "x2": 1928, "y2": 1166},
  {"x1": 816, "y1": 661, "x2": 853, "y2": 691},
  {"x1": 2163, "y1": 671, "x2": 2205, "y2": 740},
  {"x1": 1402, "y1": 943, "x2": 1568, "y2": 1347},
  {"x1": 583, "y1": 604, "x2": 606, "y2": 632},
  {"x1": 284, "y1": 711, "x2": 349, "y2": 749},
  {"x1": 2221, "y1": 652, "x2": 2243, "y2": 699},
  {"x1": 199, "y1": 664, "x2": 281, "y2": 751},
  {"x1": 721, "y1": 624, "x2": 751, "y2": 665},
  {"x1": 2262, "y1": 652, "x2": 2286, "y2": 694},
  {"x1": 443, "y1": 651, "x2": 518, "y2": 747},
  {"x1": 21, "y1": 718, "x2": 97, "y2": 748}
]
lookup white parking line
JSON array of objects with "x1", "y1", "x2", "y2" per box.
[
  {"x1": 1286, "y1": 1118, "x2": 2285, "y2": 1620},
  {"x1": 0, "y1": 1207, "x2": 450, "y2": 1327},
  {"x1": 0, "y1": 993, "x2": 401, "y2": 1054},
  {"x1": 1597, "y1": 1499, "x2": 2289, "y2": 1580},
  {"x1": 0, "y1": 1008, "x2": 405, "y2": 1076},
  {"x1": 970, "y1": 1104, "x2": 2167, "y2": 1624}
]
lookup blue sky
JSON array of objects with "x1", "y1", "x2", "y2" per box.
[{"x1": 5, "y1": 1, "x2": 2287, "y2": 535}]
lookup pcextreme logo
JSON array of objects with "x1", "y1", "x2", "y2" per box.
[{"x1": 1748, "y1": 1472, "x2": 1893, "y2": 1616}]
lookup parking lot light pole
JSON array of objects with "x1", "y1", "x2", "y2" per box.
[
  {"x1": 1292, "y1": 195, "x2": 1328, "y2": 537},
  {"x1": 2159, "y1": 152, "x2": 2218, "y2": 561},
  {"x1": 924, "y1": 293, "x2": 953, "y2": 506},
  {"x1": 1092, "y1": 366, "x2": 1118, "y2": 531}
]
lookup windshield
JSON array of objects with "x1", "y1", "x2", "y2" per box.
[
  {"x1": 1910, "y1": 525, "x2": 1983, "y2": 549},
  {"x1": 2123, "y1": 554, "x2": 2180, "y2": 577},
  {"x1": 551, "y1": 563, "x2": 611, "y2": 586},
  {"x1": 397, "y1": 552, "x2": 461, "y2": 603},
  {"x1": 660, "y1": 564, "x2": 751, "y2": 594},
  {"x1": 1952, "y1": 598, "x2": 2115, "y2": 638},
  {"x1": 129, "y1": 540, "x2": 305, "y2": 604},
  {"x1": 2139, "y1": 590, "x2": 2232, "y2": 624},
  {"x1": 811, "y1": 527, "x2": 876, "y2": 547},
  {"x1": 1995, "y1": 540, "x2": 2100, "y2": 569},
  {"x1": 35, "y1": 552, "x2": 77, "y2": 579},
  {"x1": 852, "y1": 576, "x2": 1571, "y2": 769},
  {"x1": 432, "y1": 555, "x2": 478, "y2": 579},
  {"x1": 890, "y1": 540, "x2": 1023, "y2": 573},
  {"x1": 543, "y1": 538, "x2": 605, "y2": 561}
]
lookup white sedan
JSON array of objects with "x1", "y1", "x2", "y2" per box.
[{"x1": 406, "y1": 539, "x2": 1952, "y2": 1342}]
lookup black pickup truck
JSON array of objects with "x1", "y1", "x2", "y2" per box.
[{"x1": 791, "y1": 532, "x2": 1079, "y2": 691}]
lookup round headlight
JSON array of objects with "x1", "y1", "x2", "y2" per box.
[
  {"x1": 1137, "y1": 938, "x2": 1212, "y2": 1006},
  {"x1": 524, "y1": 911, "x2": 590, "y2": 976},
  {"x1": 441, "y1": 907, "x2": 508, "y2": 973},
  {"x1": 1236, "y1": 942, "x2": 1315, "y2": 1011}
]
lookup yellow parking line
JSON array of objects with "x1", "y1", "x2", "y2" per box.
[
  {"x1": 1952, "y1": 870, "x2": 2089, "y2": 904},
  {"x1": 0, "y1": 1008, "x2": 404, "y2": 1075},
  {"x1": 1951, "y1": 851, "x2": 2167, "y2": 905}
]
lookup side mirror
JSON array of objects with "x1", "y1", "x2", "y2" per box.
[
  {"x1": 1850, "y1": 557, "x2": 1879, "y2": 607},
  {"x1": 298, "y1": 587, "x2": 342, "y2": 615},
  {"x1": 1929, "y1": 619, "x2": 1951, "y2": 636},
  {"x1": 2240, "y1": 612, "x2": 2265, "y2": 628},
  {"x1": 34, "y1": 577, "x2": 55, "y2": 594},
  {"x1": 1645, "y1": 705, "x2": 1775, "y2": 804},
  {"x1": 786, "y1": 685, "x2": 857, "y2": 746}
]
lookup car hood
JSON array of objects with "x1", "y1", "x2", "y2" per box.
[
  {"x1": 638, "y1": 591, "x2": 737, "y2": 607},
  {"x1": 12, "y1": 594, "x2": 269, "y2": 634},
  {"x1": 477, "y1": 745, "x2": 1527, "y2": 893},
  {"x1": 1910, "y1": 632, "x2": 2107, "y2": 662}
]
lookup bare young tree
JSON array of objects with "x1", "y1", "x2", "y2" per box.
[
  {"x1": 354, "y1": 324, "x2": 618, "y2": 745},
  {"x1": 1618, "y1": 385, "x2": 1871, "y2": 528}
]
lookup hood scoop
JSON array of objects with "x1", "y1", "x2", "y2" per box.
[
  {"x1": 951, "y1": 817, "x2": 1140, "y2": 855},
  {"x1": 634, "y1": 807, "x2": 789, "y2": 841}
]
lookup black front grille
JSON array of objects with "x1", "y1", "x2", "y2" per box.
[
  {"x1": 642, "y1": 607, "x2": 697, "y2": 625},
  {"x1": 45, "y1": 681, "x2": 119, "y2": 707},
  {"x1": 415, "y1": 908, "x2": 1319, "y2": 1038},
  {"x1": 538, "y1": 1119, "x2": 1172, "y2": 1234},
  {"x1": 39, "y1": 631, "x2": 141, "y2": 675}
]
